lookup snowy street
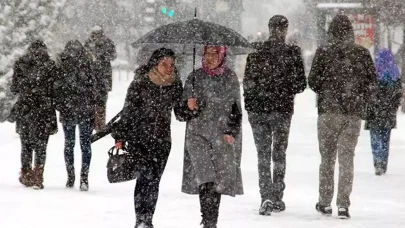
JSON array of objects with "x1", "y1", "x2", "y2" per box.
[{"x1": 1, "y1": 77, "x2": 405, "y2": 228}]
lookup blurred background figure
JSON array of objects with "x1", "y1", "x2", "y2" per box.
[
  {"x1": 365, "y1": 49, "x2": 402, "y2": 176},
  {"x1": 84, "y1": 25, "x2": 117, "y2": 132}
]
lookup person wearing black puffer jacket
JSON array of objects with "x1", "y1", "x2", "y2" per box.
[
  {"x1": 11, "y1": 40, "x2": 58, "y2": 190},
  {"x1": 112, "y1": 48, "x2": 186, "y2": 228},
  {"x1": 54, "y1": 40, "x2": 97, "y2": 191}
]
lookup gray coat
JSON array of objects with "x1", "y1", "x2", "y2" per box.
[{"x1": 181, "y1": 68, "x2": 243, "y2": 197}]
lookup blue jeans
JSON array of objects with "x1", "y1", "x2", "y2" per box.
[
  {"x1": 370, "y1": 128, "x2": 391, "y2": 169},
  {"x1": 63, "y1": 120, "x2": 93, "y2": 174}
]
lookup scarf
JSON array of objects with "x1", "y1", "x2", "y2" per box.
[{"x1": 148, "y1": 68, "x2": 175, "y2": 86}]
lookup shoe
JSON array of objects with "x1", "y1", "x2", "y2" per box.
[
  {"x1": 375, "y1": 167, "x2": 384, "y2": 176},
  {"x1": 66, "y1": 174, "x2": 75, "y2": 188},
  {"x1": 80, "y1": 173, "x2": 89, "y2": 191},
  {"x1": 32, "y1": 166, "x2": 44, "y2": 190},
  {"x1": 316, "y1": 203, "x2": 332, "y2": 216},
  {"x1": 19, "y1": 168, "x2": 34, "y2": 187},
  {"x1": 273, "y1": 200, "x2": 286, "y2": 212},
  {"x1": 337, "y1": 208, "x2": 351, "y2": 219},
  {"x1": 259, "y1": 199, "x2": 273, "y2": 216},
  {"x1": 135, "y1": 221, "x2": 154, "y2": 228}
]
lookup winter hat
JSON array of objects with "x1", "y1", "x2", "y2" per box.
[
  {"x1": 375, "y1": 48, "x2": 401, "y2": 85},
  {"x1": 268, "y1": 15, "x2": 289, "y2": 30}
]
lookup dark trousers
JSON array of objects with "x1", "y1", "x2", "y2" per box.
[
  {"x1": 63, "y1": 120, "x2": 93, "y2": 174},
  {"x1": 199, "y1": 182, "x2": 221, "y2": 227},
  {"x1": 132, "y1": 140, "x2": 171, "y2": 224},
  {"x1": 21, "y1": 134, "x2": 49, "y2": 170},
  {"x1": 370, "y1": 128, "x2": 391, "y2": 171},
  {"x1": 248, "y1": 112, "x2": 292, "y2": 202}
]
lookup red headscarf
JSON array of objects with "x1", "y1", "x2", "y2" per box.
[{"x1": 202, "y1": 46, "x2": 227, "y2": 76}]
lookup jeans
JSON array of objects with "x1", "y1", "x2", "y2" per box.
[
  {"x1": 248, "y1": 112, "x2": 292, "y2": 202},
  {"x1": 63, "y1": 120, "x2": 93, "y2": 174},
  {"x1": 370, "y1": 128, "x2": 391, "y2": 170}
]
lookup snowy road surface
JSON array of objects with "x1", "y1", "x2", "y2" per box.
[{"x1": 1, "y1": 79, "x2": 405, "y2": 228}]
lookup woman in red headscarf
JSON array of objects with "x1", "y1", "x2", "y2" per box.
[{"x1": 181, "y1": 46, "x2": 243, "y2": 228}]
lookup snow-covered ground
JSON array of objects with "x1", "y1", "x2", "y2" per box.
[{"x1": 1, "y1": 75, "x2": 405, "y2": 228}]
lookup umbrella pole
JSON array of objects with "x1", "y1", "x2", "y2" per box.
[{"x1": 192, "y1": 45, "x2": 196, "y2": 96}]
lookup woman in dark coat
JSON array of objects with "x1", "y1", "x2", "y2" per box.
[
  {"x1": 11, "y1": 40, "x2": 58, "y2": 190},
  {"x1": 113, "y1": 48, "x2": 185, "y2": 228},
  {"x1": 365, "y1": 49, "x2": 402, "y2": 175},
  {"x1": 55, "y1": 40, "x2": 97, "y2": 190},
  {"x1": 182, "y1": 46, "x2": 243, "y2": 228}
]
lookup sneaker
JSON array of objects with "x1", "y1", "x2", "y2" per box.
[
  {"x1": 337, "y1": 208, "x2": 351, "y2": 219},
  {"x1": 316, "y1": 203, "x2": 332, "y2": 216},
  {"x1": 273, "y1": 200, "x2": 286, "y2": 212},
  {"x1": 259, "y1": 199, "x2": 273, "y2": 216}
]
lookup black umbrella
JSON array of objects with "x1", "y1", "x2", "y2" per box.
[{"x1": 132, "y1": 19, "x2": 253, "y2": 56}]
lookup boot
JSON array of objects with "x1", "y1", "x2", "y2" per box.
[
  {"x1": 80, "y1": 172, "x2": 89, "y2": 191},
  {"x1": 32, "y1": 166, "x2": 44, "y2": 190},
  {"x1": 199, "y1": 183, "x2": 220, "y2": 228},
  {"x1": 19, "y1": 168, "x2": 34, "y2": 187},
  {"x1": 66, "y1": 168, "x2": 75, "y2": 188}
]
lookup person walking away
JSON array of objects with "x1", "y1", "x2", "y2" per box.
[
  {"x1": 308, "y1": 15, "x2": 378, "y2": 219},
  {"x1": 243, "y1": 15, "x2": 307, "y2": 215},
  {"x1": 11, "y1": 40, "x2": 58, "y2": 190},
  {"x1": 112, "y1": 48, "x2": 186, "y2": 228},
  {"x1": 182, "y1": 46, "x2": 243, "y2": 228},
  {"x1": 365, "y1": 49, "x2": 402, "y2": 175},
  {"x1": 55, "y1": 40, "x2": 97, "y2": 191},
  {"x1": 84, "y1": 25, "x2": 116, "y2": 132}
]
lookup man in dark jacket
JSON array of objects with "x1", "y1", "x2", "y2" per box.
[
  {"x1": 84, "y1": 25, "x2": 117, "y2": 132},
  {"x1": 243, "y1": 15, "x2": 307, "y2": 215},
  {"x1": 308, "y1": 15, "x2": 378, "y2": 219}
]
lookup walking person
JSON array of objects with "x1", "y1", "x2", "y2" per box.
[
  {"x1": 365, "y1": 49, "x2": 402, "y2": 176},
  {"x1": 112, "y1": 48, "x2": 185, "y2": 228},
  {"x1": 243, "y1": 15, "x2": 307, "y2": 215},
  {"x1": 182, "y1": 46, "x2": 243, "y2": 228},
  {"x1": 84, "y1": 25, "x2": 116, "y2": 132},
  {"x1": 11, "y1": 40, "x2": 58, "y2": 190},
  {"x1": 55, "y1": 40, "x2": 97, "y2": 191},
  {"x1": 308, "y1": 15, "x2": 378, "y2": 219}
]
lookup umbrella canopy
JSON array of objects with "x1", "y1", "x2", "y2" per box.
[{"x1": 132, "y1": 19, "x2": 254, "y2": 55}]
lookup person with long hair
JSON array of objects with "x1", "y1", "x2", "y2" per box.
[
  {"x1": 11, "y1": 40, "x2": 58, "y2": 190},
  {"x1": 55, "y1": 40, "x2": 97, "y2": 190},
  {"x1": 365, "y1": 49, "x2": 402, "y2": 175},
  {"x1": 182, "y1": 46, "x2": 243, "y2": 228},
  {"x1": 113, "y1": 48, "x2": 185, "y2": 228}
]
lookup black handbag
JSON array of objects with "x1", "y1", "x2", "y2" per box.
[{"x1": 106, "y1": 146, "x2": 139, "y2": 183}]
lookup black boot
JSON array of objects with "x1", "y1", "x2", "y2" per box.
[
  {"x1": 66, "y1": 167, "x2": 75, "y2": 188},
  {"x1": 199, "y1": 183, "x2": 221, "y2": 228},
  {"x1": 316, "y1": 203, "x2": 332, "y2": 216},
  {"x1": 80, "y1": 172, "x2": 89, "y2": 191}
]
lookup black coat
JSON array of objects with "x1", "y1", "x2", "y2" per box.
[
  {"x1": 11, "y1": 54, "x2": 58, "y2": 139},
  {"x1": 243, "y1": 36, "x2": 307, "y2": 114},
  {"x1": 365, "y1": 80, "x2": 402, "y2": 130},
  {"x1": 308, "y1": 40, "x2": 378, "y2": 118},
  {"x1": 55, "y1": 48, "x2": 97, "y2": 124},
  {"x1": 112, "y1": 71, "x2": 186, "y2": 145},
  {"x1": 84, "y1": 34, "x2": 116, "y2": 93}
]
